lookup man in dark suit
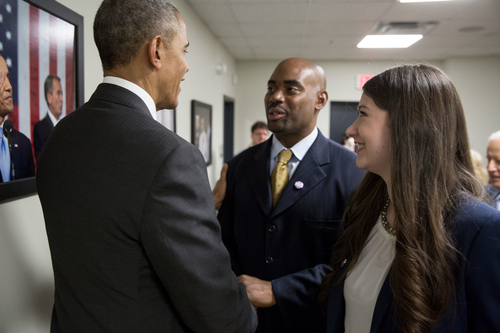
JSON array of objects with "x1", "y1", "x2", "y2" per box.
[
  {"x1": 486, "y1": 130, "x2": 500, "y2": 209},
  {"x1": 33, "y1": 74, "x2": 64, "y2": 162},
  {"x1": 217, "y1": 57, "x2": 365, "y2": 333},
  {"x1": 36, "y1": 1, "x2": 256, "y2": 332},
  {"x1": 0, "y1": 55, "x2": 35, "y2": 182}
]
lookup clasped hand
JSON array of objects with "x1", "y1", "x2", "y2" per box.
[{"x1": 238, "y1": 274, "x2": 276, "y2": 310}]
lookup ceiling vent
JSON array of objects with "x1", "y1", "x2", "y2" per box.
[{"x1": 372, "y1": 21, "x2": 438, "y2": 35}]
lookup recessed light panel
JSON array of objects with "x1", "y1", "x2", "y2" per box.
[{"x1": 357, "y1": 35, "x2": 423, "y2": 48}]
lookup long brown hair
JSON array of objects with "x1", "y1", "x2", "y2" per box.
[{"x1": 319, "y1": 64, "x2": 484, "y2": 333}]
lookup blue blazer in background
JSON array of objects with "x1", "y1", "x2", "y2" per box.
[
  {"x1": 218, "y1": 131, "x2": 365, "y2": 333},
  {"x1": 327, "y1": 196, "x2": 500, "y2": 333}
]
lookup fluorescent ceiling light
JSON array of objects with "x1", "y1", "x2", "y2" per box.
[
  {"x1": 399, "y1": 0, "x2": 453, "y2": 2},
  {"x1": 357, "y1": 35, "x2": 423, "y2": 48}
]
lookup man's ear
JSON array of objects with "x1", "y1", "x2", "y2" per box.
[
  {"x1": 315, "y1": 90, "x2": 328, "y2": 111},
  {"x1": 148, "y1": 36, "x2": 163, "y2": 69}
]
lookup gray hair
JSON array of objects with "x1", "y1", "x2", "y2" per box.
[
  {"x1": 488, "y1": 130, "x2": 500, "y2": 142},
  {"x1": 44, "y1": 74, "x2": 61, "y2": 104},
  {"x1": 93, "y1": 0, "x2": 181, "y2": 71}
]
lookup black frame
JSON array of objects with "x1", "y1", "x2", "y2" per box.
[
  {"x1": 191, "y1": 100, "x2": 212, "y2": 166},
  {"x1": 0, "y1": 0, "x2": 84, "y2": 203}
]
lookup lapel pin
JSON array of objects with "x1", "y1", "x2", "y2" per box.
[
  {"x1": 294, "y1": 181, "x2": 304, "y2": 189},
  {"x1": 14, "y1": 144, "x2": 18, "y2": 147},
  {"x1": 341, "y1": 259, "x2": 347, "y2": 268}
]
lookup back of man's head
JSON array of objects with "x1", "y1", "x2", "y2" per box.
[{"x1": 93, "y1": 0, "x2": 180, "y2": 71}]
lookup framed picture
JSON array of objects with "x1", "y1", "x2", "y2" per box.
[
  {"x1": 0, "y1": 0, "x2": 84, "y2": 203},
  {"x1": 157, "y1": 109, "x2": 176, "y2": 133},
  {"x1": 191, "y1": 100, "x2": 212, "y2": 166}
]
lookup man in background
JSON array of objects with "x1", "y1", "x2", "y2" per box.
[
  {"x1": 218, "y1": 57, "x2": 364, "y2": 332},
  {"x1": 0, "y1": 55, "x2": 35, "y2": 182},
  {"x1": 36, "y1": 1, "x2": 256, "y2": 332},
  {"x1": 33, "y1": 74, "x2": 63, "y2": 162},
  {"x1": 486, "y1": 130, "x2": 500, "y2": 209},
  {"x1": 251, "y1": 120, "x2": 269, "y2": 146}
]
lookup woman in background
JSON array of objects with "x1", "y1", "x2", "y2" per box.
[{"x1": 320, "y1": 64, "x2": 500, "y2": 333}]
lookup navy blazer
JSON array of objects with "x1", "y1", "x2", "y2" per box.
[
  {"x1": 485, "y1": 183, "x2": 499, "y2": 209},
  {"x1": 327, "y1": 196, "x2": 500, "y2": 333},
  {"x1": 33, "y1": 113, "x2": 54, "y2": 162},
  {"x1": 0, "y1": 127, "x2": 35, "y2": 182},
  {"x1": 218, "y1": 131, "x2": 365, "y2": 333}
]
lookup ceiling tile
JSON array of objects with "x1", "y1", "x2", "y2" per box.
[
  {"x1": 240, "y1": 23, "x2": 307, "y2": 37},
  {"x1": 308, "y1": 3, "x2": 393, "y2": 22},
  {"x1": 231, "y1": 3, "x2": 309, "y2": 23},
  {"x1": 207, "y1": 23, "x2": 245, "y2": 38},
  {"x1": 190, "y1": 4, "x2": 238, "y2": 23}
]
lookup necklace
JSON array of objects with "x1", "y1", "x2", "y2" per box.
[{"x1": 381, "y1": 197, "x2": 396, "y2": 235}]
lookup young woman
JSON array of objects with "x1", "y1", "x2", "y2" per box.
[{"x1": 320, "y1": 64, "x2": 500, "y2": 333}]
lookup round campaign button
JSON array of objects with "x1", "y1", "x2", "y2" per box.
[{"x1": 294, "y1": 181, "x2": 304, "y2": 189}]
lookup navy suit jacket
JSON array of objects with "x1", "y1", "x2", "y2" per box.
[
  {"x1": 37, "y1": 83, "x2": 257, "y2": 333},
  {"x1": 327, "y1": 196, "x2": 500, "y2": 333},
  {"x1": 218, "y1": 131, "x2": 365, "y2": 333},
  {"x1": 33, "y1": 113, "x2": 54, "y2": 162},
  {"x1": 485, "y1": 183, "x2": 499, "y2": 208},
  {"x1": 0, "y1": 127, "x2": 35, "y2": 182}
]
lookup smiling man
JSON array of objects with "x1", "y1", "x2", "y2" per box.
[
  {"x1": 486, "y1": 130, "x2": 500, "y2": 210},
  {"x1": 36, "y1": 1, "x2": 256, "y2": 332},
  {"x1": 218, "y1": 57, "x2": 365, "y2": 333}
]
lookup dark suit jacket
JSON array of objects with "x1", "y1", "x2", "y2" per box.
[
  {"x1": 218, "y1": 132, "x2": 365, "y2": 333},
  {"x1": 327, "y1": 196, "x2": 500, "y2": 333},
  {"x1": 0, "y1": 127, "x2": 35, "y2": 182},
  {"x1": 36, "y1": 83, "x2": 257, "y2": 333},
  {"x1": 33, "y1": 113, "x2": 54, "y2": 162}
]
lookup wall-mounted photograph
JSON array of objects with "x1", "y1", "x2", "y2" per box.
[
  {"x1": 157, "y1": 109, "x2": 176, "y2": 133},
  {"x1": 191, "y1": 100, "x2": 212, "y2": 166},
  {"x1": 0, "y1": 0, "x2": 84, "y2": 202}
]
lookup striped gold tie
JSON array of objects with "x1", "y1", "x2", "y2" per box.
[{"x1": 271, "y1": 149, "x2": 293, "y2": 207}]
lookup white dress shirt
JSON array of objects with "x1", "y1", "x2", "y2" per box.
[
  {"x1": 344, "y1": 216, "x2": 396, "y2": 333},
  {"x1": 103, "y1": 76, "x2": 157, "y2": 120},
  {"x1": 269, "y1": 127, "x2": 318, "y2": 178}
]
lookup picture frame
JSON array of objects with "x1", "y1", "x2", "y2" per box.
[
  {"x1": 0, "y1": 0, "x2": 84, "y2": 203},
  {"x1": 157, "y1": 108, "x2": 176, "y2": 133},
  {"x1": 191, "y1": 100, "x2": 212, "y2": 166}
]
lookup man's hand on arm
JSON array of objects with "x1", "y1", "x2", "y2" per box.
[
  {"x1": 238, "y1": 274, "x2": 276, "y2": 309},
  {"x1": 213, "y1": 163, "x2": 228, "y2": 210}
]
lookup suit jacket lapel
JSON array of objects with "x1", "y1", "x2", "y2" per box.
[
  {"x1": 271, "y1": 131, "x2": 329, "y2": 219},
  {"x1": 370, "y1": 274, "x2": 393, "y2": 333},
  {"x1": 248, "y1": 140, "x2": 273, "y2": 217}
]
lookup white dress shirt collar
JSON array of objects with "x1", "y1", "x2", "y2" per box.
[
  {"x1": 48, "y1": 110, "x2": 59, "y2": 126},
  {"x1": 270, "y1": 127, "x2": 318, "y2": 162},
  {"x1": 103, "y1": 76, "x2": 157, "y2": 120}
]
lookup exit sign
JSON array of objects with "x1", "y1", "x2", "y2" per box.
[{"x1": 356, "y1": 75, "x2": 374, "y2": 89}]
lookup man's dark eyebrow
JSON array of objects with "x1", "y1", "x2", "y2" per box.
[
  {"x1": 283, "y1": 80, "x2": 301, "y2": 85},
  {"x1": 267, "y1": 80, "x2": 276, "y2": 85}
]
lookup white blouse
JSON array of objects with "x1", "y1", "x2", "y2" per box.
[{"x1": 344, "y1": 216, "x2": 396, "y2": 333}]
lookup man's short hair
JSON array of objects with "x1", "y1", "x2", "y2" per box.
[
  {"x1": 251, "y1": 121, "x2": 268, "y2": 133},
  {"x1": 44, "y1": 74, "x2": 61, "y2": 104},
  {"x1": 488, "y1": 130, "x2": 500, "y2": 142},
  {"x1": 93, "y1": 0, "x2": 181, "y2": 71}
]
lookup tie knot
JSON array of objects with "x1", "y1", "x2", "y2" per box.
[{"x1": 278, "y1": 149, "x2": 293, "y2": 164}]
